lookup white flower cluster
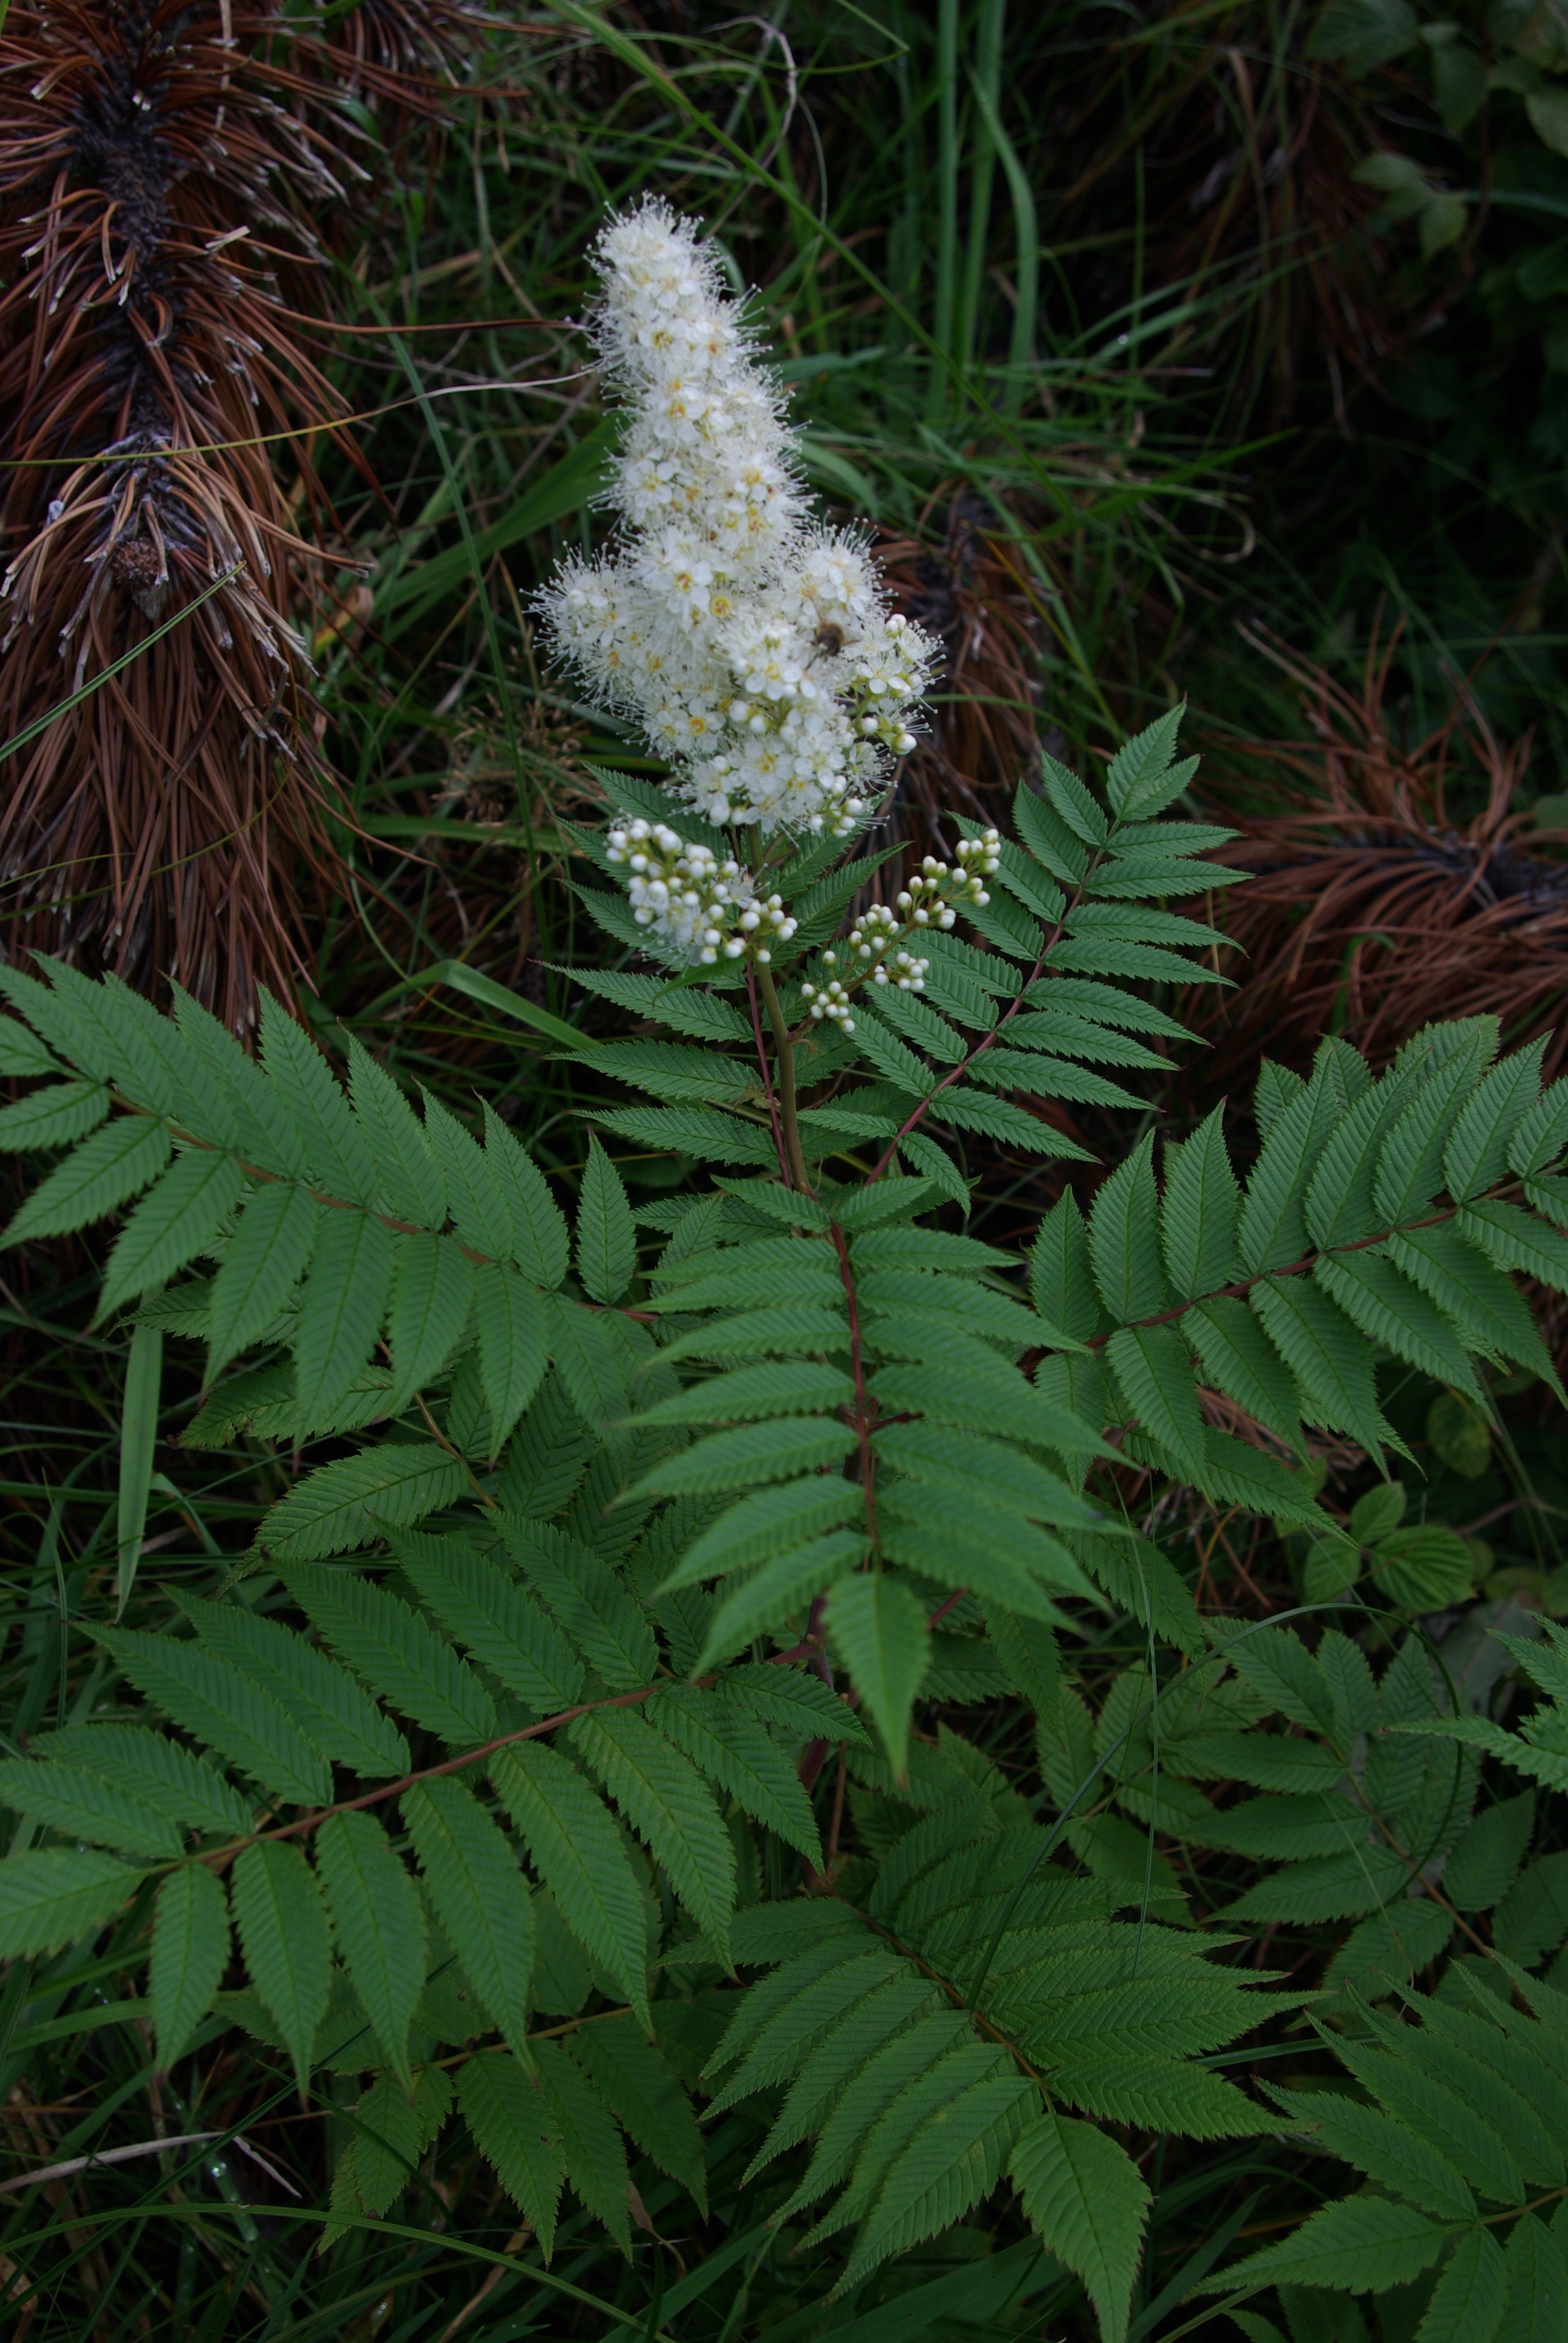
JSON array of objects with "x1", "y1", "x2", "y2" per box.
[
  {"x1": 539, "y1": 200, "x2": 938, "y2": 836},
  {"x1": 606, "y1": 817, "x2": 797, "y2": 965}
]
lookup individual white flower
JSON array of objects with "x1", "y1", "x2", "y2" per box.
[{"x1": 538, "y1": 198, "x2": 936, "y2": 841}]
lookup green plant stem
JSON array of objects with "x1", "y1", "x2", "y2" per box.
[{"x1": 756, "y1": 961, "x2": 812, "y2": 1191}]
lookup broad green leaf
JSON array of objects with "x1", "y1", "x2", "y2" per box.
[
  {"x1": 259, "y1": 992, "x2": 377, "y2": 1201},
  {"x1": 0, "y1": 1757, "x2": 180, "y2": 1860},
  {"x1": 1385, "y1": 1224, "x2": 1563, "y2": 1395},
  {"x1": 402, "y1": 1777, "x2": 535, "y2": 2060},
  {"x1": 31, "y1": 1723, "x2": 251, "y2": 1837},
  {"x1": 842, "y1": 2069, "x2": 1038, "y2": 2288},
  {"x1": 99, "y1": 1149, "x2": 247, "y2": 1317},
  {"x1": 577, "y1": 1135, "x2": 636, "y2": 1305},
  {"x1": 184, "y1": 1598, "x2": 410, "y2": 1778},
  {"x1": 661, "y1": 1478, "x2": 867, "y2": 1587},
  {"x1": 1161, "y1": 1107, "x2": 1239, "y2": 1299},
  {"x1": 3, "y1": 1112, "x2": 171, "y2": 1247},
  {"x1": 1105, "y1": 705, "x2": 1189, "y2": 819},
  {"x1": 632, "y1": 1415, "x2": 858, "y2": 1499},
  {"x1": 1250, "y1": 1277, "x2": 1385, "y2": 1454},
  {"x1": 695, "y1": 1531, "x2": 867, "y2": 1668},
  {"x1": 571, "y1": 2013, "x2": 707, "y2": 2213},
  {"x1": 491, "y1": 1742, "x2": 650, "y2": 2028},
  {"x1": 1411, "y1": 2224, "x2": 1506, "y2": 2343},
  {"x1": 1313, "y1": 1248, "x2": 1485, "y2": 1400},
  {"x1": 570, "y1": 1705, "x2": 736, "y2": 1959},
  {"x1": 483, "y1": 1106, "x2": 571, "y2": 1286},
  {"x1": 472, "y1": 1263, "x2": 549, "y2": 1452},
  {"x1": 316, "y1": 1810, "x2": 428, "y2": 2086},
  {"x1": 392, "y1": 1528, "x2": 584, "y2": 1711},
  {"x1": 1039, "y1": 753, "x2": 1108, "y2": 845},
  {"x1": 1031, "y1": 1192, "x2": 1102, "y2": 1340},
  {"x1": 1369, "y1": 1525, "x2": 1475, "y2": 1610},
  {"x1": 386, "y1": 1232, "x2": 475, "y2": 1407},
  {"x1": 535, "y1": 2037, "x2": 632, "y2": 2251},
  {"x1": 231, "y1": 1841, "x2": 332, "y2": 2092},
  {"x1": 280, "y1": 1562, "x2": 498, "y2": 1746},
  {"x1": 0, "y1": 1849, "x2": 139, "y2": 1959},
  {"x1": 206, "y1": 1181, "x2": 321, "y2": 1376},
  {"x1": 1106, "y1": 1323, "x2": 1207, "y2": 1484},
  {"x1": 546, "y1": 1291, "x2": 631, "y2": 1426},
  {"x1": 457, "y1": 2050, "x2": 564, "y2": 2258},
  {"x1": 115, "y1": 1320, "x2": 161, "y2": 1617},
  {"x1": 1508, "y1": 1079, "x2": 1568, "y2": 1178},
  {"x1": 503, "y1": 1517, "x2": 657, "y2": 1691},
  {"x1": 1373, "y1": 1047, "x2": 1489, "y2": 1225},
  {"x1": 1446, "y1": 1041, "x2": 1549, "y2": 1201},
  {"x1": 150, "y1": 1862, "x2": 230, "y2": 2069},
  {"x1": 827, "y1": 1573, "x2": 930, "y2": 1778},
  {"x1": 346, "y1": 1040, "x2": 445, "y2": 1227},
  {"x1": 421, "y1": 1093, "x2": 514, "y2": 1257},
  {"x1": 1088, "y1": 1133, "x2": 1166, "y2": 1322},
  {"x1": 0, "y1": 1078, "x2": 110, "y2": 1152},
  {"x1": 1186, "y1": 1297, "x2": 1304, "y2": 1451},
  {"x1": 97, "y1": 1626, "x2": 330, "y2": 1804},
  {"x1": 292, "y1": 1208, "x2": 394, "y2": 1430},
  {"x1": 1238, "y1": 1052, "x2": 1351, "y2": 1275},
  {"x1": 1499, "y1": 2212, "x2": 1568, "y2": 2342},
  {"x1": 1010, "y1": 2111, "x2": 1149, "y2": 2343},
  {"x1": 871, "y1": 1420, "x2": 1101, "y2": 1528},
  {"x1": 1197, "y1": 2193, "x2": 1443, "y2": 2296},
  {"x1": 1457, "y1": 1200, "x2": 1568, "y2": 1298},
  {"x1": 261, "y1": 1443, "x2": 469, "y2": 1561},
  {"x1": 631, "y1": 1359, "x2": 857, "y2": 1427},
  {"x1": 593, "y1": 1103, "x2": 778, "y2": 1165},
  {"x1": 648, "y1": 1685, "x2": 823, "y2": 1864}
]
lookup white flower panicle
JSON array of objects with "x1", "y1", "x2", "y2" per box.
[
  {"x1": 605, "y1": 816, "x2": 797, "y2": 966},
  {"x1": 539, "y1": 200, "x2": 937, "y2": 843}
]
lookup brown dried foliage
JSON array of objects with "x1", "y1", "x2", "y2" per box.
[
  {"x1": 1187, "y1": 632, "x2": 1568, "y2": 1090},
  {"x1": 0, "y1": 1, "x2": 469, "y2": 1023}
]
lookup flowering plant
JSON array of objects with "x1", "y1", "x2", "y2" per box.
[{"x1": 7, "y1": 197, "x2": 1568, "y2": 2343}]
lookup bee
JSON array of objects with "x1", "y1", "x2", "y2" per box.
[{"x1": 813, "y1": 620, "x2": 845, "y2": 657}]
